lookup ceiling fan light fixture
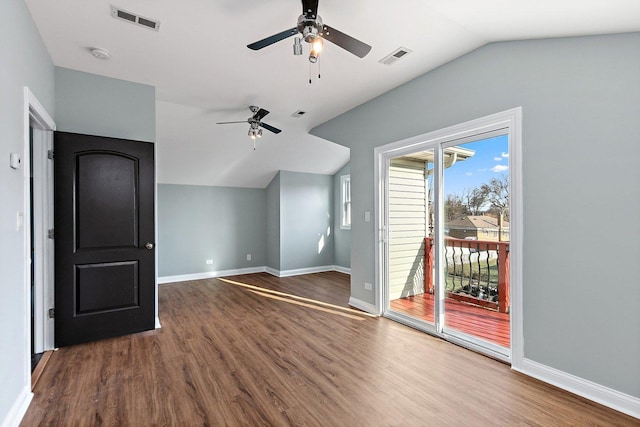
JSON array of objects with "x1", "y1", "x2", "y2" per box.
[
  {"x1": 247, "y1": 1, "x2": 372, "y2": 59},
  {"x1": 293, "y1": 37, "x2": 303, "y2": 55},
  {"x1": 309, "y1": 36, "x2": 323, "y2": 63},
  {"x1": 248, "y1": 125, "x2": 263, "y2": 140},
  {"x1": 217, "y1": 106, "x2": 282, "y2": 143},
  {"x1": 312, "y1": 37, "x2": 323, "y2": 53}
]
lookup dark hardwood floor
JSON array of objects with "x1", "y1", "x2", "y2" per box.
[{"x1": 22, "y1": 272, "x2": 637, "y2": 426}]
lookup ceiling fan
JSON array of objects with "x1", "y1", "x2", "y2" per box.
[
  {"x1": 247, "y1": 0, "x2": 371, "y2": 63},
  {"x1": 216, "y1": 106, "x2": 282, "y2": 148}
]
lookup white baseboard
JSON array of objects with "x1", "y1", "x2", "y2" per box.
[
  {"x1": 278, "y1": 265, "x2": 336, "y2": 277},
  {"x1": 333, "y1": 265, "x2": 351, "y2": 275},
  {"x1": 158, "y1": 267, "x2": 267, "y2": 284},
  {"x1": 264, "y1": 267, "x2": 280, "y2": 277},
  {"x1": 266, "y1": 265, "x2": 336, "y2": 278},
  {"x1": 155, "y1": 316, "x2": 162, "y2": 329},
  {"x1": 516, "y1": 358, "x2": 640, "y2": 419},
  {"x1": 160, "y1": 265, "x2": 351, "y2": 283},
  {"x1": 348, "y1": 297, "x2": 379, "y2": 316},
  {"x1": 1, "y1": 386, "x2": 33, "y2": 427}
]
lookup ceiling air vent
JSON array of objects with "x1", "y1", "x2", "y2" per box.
[
  {"x1": 379, "y1": 47, "x2": 412, "y2": 66},
  {"x1": 291, "y1": 110, "x2": 306, "y2": 118},
  {"x1": 111, "y1": 6, "x2": 160, "y2": 31}
]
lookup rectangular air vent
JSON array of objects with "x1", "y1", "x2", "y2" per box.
[
  {"x1": 379, "y1": 47, "x2": 413, "y2": 65},
  {"x1": 111, "y1": 6, "x2": 160, "y2": 31},
  {"x1": 291, "y1": 110, "x2": 306, "y2": 118}
]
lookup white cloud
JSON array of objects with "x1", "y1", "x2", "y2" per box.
[
  {"x1": 478, "y1": 168, "x2": 488, "y2": 172},
  {"x1": 491, "y1": 164, "x2": 509, "y2": 172},
  {"x1": 502, "y1": 152, "x2": 509, "y2": 158},
  {"x1": 493, "y1": 157, "x2": 502, "y2": 161},
  {"x1": 465, "y1": 172, "x2": 473, "y2": 176}
]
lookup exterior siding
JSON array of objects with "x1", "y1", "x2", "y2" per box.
[{"x1": 388, "y1": 158, "x2": 426, "y2": 300}]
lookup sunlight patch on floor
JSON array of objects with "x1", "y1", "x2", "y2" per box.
[{"x1": 218, "y1": 277, "x2": 376, "y2": 319}]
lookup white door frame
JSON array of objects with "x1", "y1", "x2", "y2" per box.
[
  {"x1": 374, "y1": 107, "x2": 523, "y2": 367},
  {"x1": 24, "y1": 87, "x2": 56, "y2": 357}
]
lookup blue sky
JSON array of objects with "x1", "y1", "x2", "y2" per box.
[{"x1": 444, "y1": 134, "x2": 509, "y2": 197}]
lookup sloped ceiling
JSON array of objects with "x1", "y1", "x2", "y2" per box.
[{"x1": 24, "y1": 0, "x2": 640, "y2": 187}]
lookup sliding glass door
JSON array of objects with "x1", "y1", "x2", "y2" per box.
[
  {"x1": 440, "y1": 135, "x2": 510, "y2": 353},
  {"x1": 378, "y1": 112, "x2": 519, "y2": 361}
]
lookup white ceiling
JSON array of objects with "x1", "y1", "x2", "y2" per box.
[{"x1": 25, "y1": 0, "x2": 640, "y2": 188}]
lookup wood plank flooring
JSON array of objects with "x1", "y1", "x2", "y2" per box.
[
  {"x1": 22, "y1": 272, "x2": 637, "y2": 426},
  {"x1": 390, "y1": 293, "x2": 511, "y2": 347}
]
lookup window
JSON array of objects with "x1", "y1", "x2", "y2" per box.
[{"x1": 341, "y1": 174, "x2": 351, "y2": 229}]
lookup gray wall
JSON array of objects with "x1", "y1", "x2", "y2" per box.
[
  {"x1": 311, "y1": 33, "x2": 640, "y2": 398},
  {"x1": 265, "y1": 172, "x2": 281, "y2": 270},
  {"x1": 333, "y1": 163, "x2": 351, "y2": 269},
  {"x1": 159, "y1": 170, "x2": 342, "y2": 276},
  {"x1": 279, "y1": 171, "x2": 335, "y2": 271},
  {"x1": 55, "y1": 67, "x2": 156, "y2": 142},
  {"x1": 157, "y1": 184, "x2": 266, "y2": 276},
  {"x1": 0, "y1": 0, "x2": 55, "y2": 422}
]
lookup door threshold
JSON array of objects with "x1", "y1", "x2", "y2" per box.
[{"x1": 31, "y1": 350, "x2": 54, "y2": 390}]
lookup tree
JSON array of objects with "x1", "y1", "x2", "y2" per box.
[
  {"x1": 462, "y1": 187, "x2": 488, "y2": 216},
  {"x1": 445, "y1": 194, "x2": 466, "y2": 221},
  {"x1": 481, "y1": 174, "x2": 509, "y2": 240}
]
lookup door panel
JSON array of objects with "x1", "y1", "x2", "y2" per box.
[
  {"x1": 76, "y1": 261, "x2": 139, "y2": 314},
  {"x1": 54, "y1": 132, "x2": 155, "y2": 347},
  {"x1": 441, "y1": 135, "x2": 510, "y2": 350},
  {"x1": 76, "y1": 152, "x2": 138, "y2": 249}
]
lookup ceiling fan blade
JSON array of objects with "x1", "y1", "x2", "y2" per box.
[
  {"x1": 216, "y1": 121, "x2": 248, "y2": 125},
  {"x1": 247, "y1": 28, "x2": 298, "y2": 50},
  {"x1": 253, "y1": 108, "x2": 270, "y2": 121},
  {"x1": 301, "y1": 0, "x2": 319, "y2": 18},
  {"x1": 321, "y1": 25, "x2": 371, "y2": 58},
  {"x1": 260, "y1": 122, "x2": 282, "y2": 134}
]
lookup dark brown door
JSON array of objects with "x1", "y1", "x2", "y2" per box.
[{"x1": 54, "y1": 132, "x2": 155, "y2": 347}]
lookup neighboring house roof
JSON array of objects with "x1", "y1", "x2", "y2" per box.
[{"x1": 448, "y1": 215, "x2": 510, "y2": 230}]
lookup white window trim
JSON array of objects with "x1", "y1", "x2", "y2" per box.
[{"x1": 340, "y1": 174, "x2": 351, "y2": 229}]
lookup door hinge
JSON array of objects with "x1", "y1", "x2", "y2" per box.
[
  {"x1": 48, "y1": 228, "x2": 54, "y2": 239},
  {"x1": 48, "y1": 308, "x2": 55, "y2": 319},
  {"x1": 47, "y1": 150, "x2": 54, "y2": 160}
]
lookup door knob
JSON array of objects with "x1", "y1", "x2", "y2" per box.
[{"x1": 145, "y1": 242, "x2": 154, "y2": 250}]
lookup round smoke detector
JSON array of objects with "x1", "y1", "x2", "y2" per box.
[{"x1": 90, "y1": 47, "x2": 111, "y2": 60}]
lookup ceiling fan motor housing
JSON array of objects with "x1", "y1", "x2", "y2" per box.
[{"x1": 298, "y1": 14, "x2": 322, "y2": 42}]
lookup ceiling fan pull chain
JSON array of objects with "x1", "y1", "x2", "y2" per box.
[{"x1": 309, "y1": 60, "x2": 321, "y2": 84}]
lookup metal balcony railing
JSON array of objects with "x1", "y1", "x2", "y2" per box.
[{"x1": 424, "y1": 237, "x2": 510, "y2": 313}]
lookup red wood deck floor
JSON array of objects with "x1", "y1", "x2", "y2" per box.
[{"x1": 389, "y1": 293, "x2": 510, "y2": 348}]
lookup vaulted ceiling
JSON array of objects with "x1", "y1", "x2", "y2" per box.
[{"x1": 25, "y1": 0, "x2": 640, "y2": 187}]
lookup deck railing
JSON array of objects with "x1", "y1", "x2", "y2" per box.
[{"x1": 424, "y1": 237, "x2": 510, "y2": 313}]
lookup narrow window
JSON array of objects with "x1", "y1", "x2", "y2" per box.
[{"x1": 341, "y1": 174, "x2": 351, "y2": 229}]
